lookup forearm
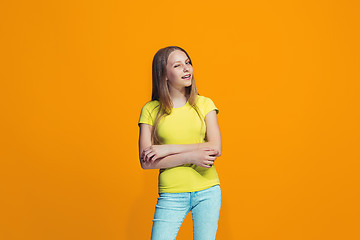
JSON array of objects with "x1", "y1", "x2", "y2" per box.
[
  {"x1": 141, "y1": 151, "x2": 192, "y2": 170},
  {"x1": 167, "y1": 142, "x2": 221, "y2": 156}
]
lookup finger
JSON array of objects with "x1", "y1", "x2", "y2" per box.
[
  {"x1": 206, "y1": 157, "x2": 215, "y2": 162},
  {"x1": 150, "y1": 154, "x2": 158, "y2": 162},
  {"x1": 202, "y1": 163, "x2": 212, "y2": 168},
  {"x1": 207, "y1": 159, "x2": 215, "y2": 166},
  {"x1": 208, "y1": 150, "x2": 218, "y2": 156},
  {"x1": 144, "y1": 150, "x2": 153, "y2": 161},
  {"x1": 205, "y1": 160, "x2": 214, "y2": 165},
  {"x1": 142, "y1": 151, "x2": 147, "y2": 160},
  {"x1": 143, "y1": 146, "x2": 150, "y2": 154},
  {"x1": 144, "y1": 149, "x2": 153, "y2": 156},
  {"x1": 206, "y1": 154, "x2": 217, "y2": 160},
  {"x1": 144, "y1": 152, "x2": 150, "y2": 162},
  {"x1": 142, "y1": 149, "x2": 148, "y2": 160},
  {"x1": 204, "y1": 149, "x2": 217, "y2": 155},
  {"x1": 201, "y1": 163, "x2": 210, "y2": 168},
  {"x1": 146, "y1": 152, "x2": 156, "y2": 162},
  {"x1": 144, "y1": 146, "x2": 152, "y2": 153},
  {"x1": 203, "y1": 147, "x2": 215, "y2": 151}
]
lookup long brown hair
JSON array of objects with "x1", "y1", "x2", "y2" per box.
[{"x1": 151, "y1": 46, "x2": 203, "y2": 144}]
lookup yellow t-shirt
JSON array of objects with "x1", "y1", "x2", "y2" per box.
[{"x1": 138, "y1": 95, "x2": 220, "y2": 193}]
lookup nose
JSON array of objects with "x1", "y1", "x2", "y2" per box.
[{"x1": 184, "y1": 64, "x2": 189, "y2": 72}]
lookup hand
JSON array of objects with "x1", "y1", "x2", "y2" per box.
[
  {"x1": 141, "y1": 145, "x2": 170, "y2": 163},
  {"x1": 189, "y1": 147, "x2": 219, "y2": 168}
]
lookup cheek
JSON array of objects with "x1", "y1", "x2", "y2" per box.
[
  {"x1": 167, "y1": 69, "x2": 178, "y2": 80},
  {"x1": 171, "y1": 69, "x2": 182, "y2": 77}
]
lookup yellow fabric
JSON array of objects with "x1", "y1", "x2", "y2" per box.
[{"x1": 138, "y1": 95, "x2": 220, "y2": 193}]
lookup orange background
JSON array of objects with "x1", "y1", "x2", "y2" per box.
[{"x1": 1, "y1": 1, "x2": 359, "y2": 239}]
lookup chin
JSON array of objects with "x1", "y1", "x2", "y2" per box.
[{"x1": 185, "y1": 79, "x2": 192, "y2": 85}]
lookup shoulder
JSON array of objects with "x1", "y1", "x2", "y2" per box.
[
  {"x1": 195, "y1": 95, "x2": 219, "y2": 115},
  {"x1": 141, "y1": 100, "x2": 160, "y2": 112},
  {"x1": 195, "y1": 95, "x2": 215, "y2": 106},
  {"x1": 138, "y1": 100, "x2": 160, "y2": 127}
]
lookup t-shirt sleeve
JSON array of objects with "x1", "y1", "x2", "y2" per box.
[
  {"x1": 138, "y1": 103, "x2": 154, "y2": 127},
  {"x1": 203, "y1": 97, "x2": 219, "y2": 117}
]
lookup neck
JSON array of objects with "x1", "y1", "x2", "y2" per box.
[{"x1": 168, "y1": 84, "x2": 187, "y2": 102}]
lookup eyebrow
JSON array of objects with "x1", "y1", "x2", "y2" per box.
[{"x1": 173, "y1": 58, "x2": 190, "y2": 64}]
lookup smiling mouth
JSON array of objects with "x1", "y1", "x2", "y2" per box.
[{"x1": 182, "y1": 74, "x2": 191, "y2": 79}]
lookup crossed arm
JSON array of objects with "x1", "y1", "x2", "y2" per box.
[{"x1": 138, "y1": 110, "x2": 222, "y2": 169}]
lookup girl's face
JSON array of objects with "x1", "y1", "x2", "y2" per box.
[{"x1": 165, "y1": 50, "x2": 193, "y2": 90}]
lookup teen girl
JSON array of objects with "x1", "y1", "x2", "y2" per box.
[{"x1": 138, "y1": 46, "x2": 222, "y2": 240}]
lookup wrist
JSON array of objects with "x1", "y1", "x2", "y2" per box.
[
  {"x1": 184, "y1": 151, "x2": 193, "y2": 164},
  {"x1": 167, "y1": 144, "x2": 174, "y2": 156}
]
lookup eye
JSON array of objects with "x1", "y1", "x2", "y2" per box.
[
  {"x1": 174, "y1": 65, "x2": 179, "y2": 68},
  {"x1": 186, "y1": 61, "x2": 191, "y2": 64}
]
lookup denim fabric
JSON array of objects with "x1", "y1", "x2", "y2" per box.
[{"x1": 151, "y1": 185, "x2": 221, "y2": 240}]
